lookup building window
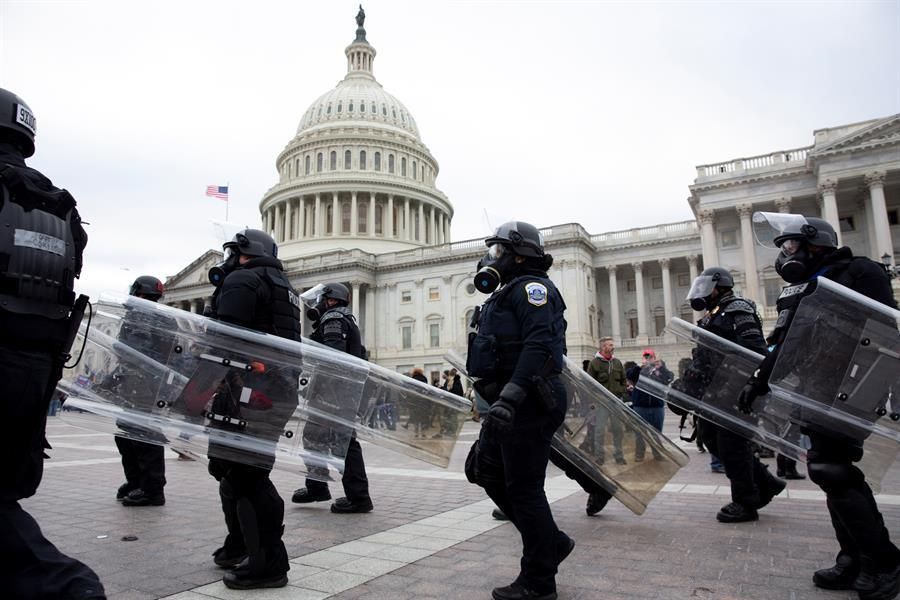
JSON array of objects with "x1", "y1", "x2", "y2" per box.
[
  {"x1": 677, "y1": 273, "x2": 690, "y2": 287},
  {"x1": 337, "y1": 101, "x2": 342, "y2": 113},
  {"x1": 401, "y1": 325, "x2": 412, "y2": 349},
  {"x1": 388, "y1": 154, "x2": 395, "y2": 173},
  {"x1": 400, "y1": 290, "x2": 412, "y2": 303},
  {"x1": 888, "y1": 209, "x2": 898, "y2": 226},
  {"x1": 421, "y1": 165, "x2": 425, "y2": 181},
  {"x1": 651, "y1": 276, "x2": 663, "y2": 290},
  {"x1": 764, "y1": 279, "x2": 783, "y2": 306},
  {"x1": 412, "y1": 160, "x2": 417, "y2": 179},
  {"x1": 428, "y1": 287, "x2": 439, "y2": 301},
  {"x1": 326, "y1": 205, "x2": 334, "y2": 234},
  {"x1": 627, "y1": 318, "x2": 639, "y2": 338},
  {"x1": 371, "y1": 102, "x2": 376, "y2": 113},
  {"x1": 392, "y1": 108, "x2": 397, "y2": 119},
  {"x1": 316, "y1": 153, "x2": 323, "y2": 172},
  {"x1": 348, "y1": 101, "x2": 354, "y2": 113},
  {"x1": 429, "y1": 323, "x2": 440, "y2": 348},
  {"x1": 305, "y1": 155, "x2": 311, "y2": 175},
  {"x1": 330, "y1": 151, "x2": 337, "y2": 171},
  {"x1": 626, "y1": 279, "x2": 636, "y2": 292},
  {"x1": 359, "y1": 150, "x2": 367, "y2": 170},
  {"x1": 680, "y1": 310, "x2": 694, "y2": 322},
  {"x1": 374, "y1": 152, "x2": 381, "y2": 171},
  {"x1": 344, "y1": 150, "x2": 352, "y2": 170},
  {"x1": 401, "y1": 157, "x2": 407, "y2": 176},
  {"x1": 358, "y1": 201, "x2": 367, "y2": 233},
  {"x1": 327, "y1": 103, "x2": 332, "y2": 114},
  {"x1": 839, "y1": 215, "x2": 855, "y2": 232},
  {"x1": 341, "y1": 201, "x2": 351, "y2": 234},
  {"x1": 719, "y1": 228, "x2": 739, "y2": 248},
  {"x1": 654, "y1": 315, "x2": 666, "y2": 336},
  {"x1": 359, "y1": 101, "x2": 365, "y2": 113},
  {"x1": 375, "y1": 202, "x2": 382, "y2": 234}
]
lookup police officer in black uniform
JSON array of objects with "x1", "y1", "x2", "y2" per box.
[
  {"x1": 291, "y1": 281, "x2": 373, "y2": 514},
  {"x1": 738, "y1": 214, "x2": 900, "y2": 600},
  {"x1": 205, "y1": 228, "x2": 301, "y2": 590},
  {"x1": 114, "y1": 275, "x2": 168, "y2": 507},
  {"x1": 0, "y1": 88, "x2": 105, "y2": 599},
  {"x1": 467, "y1": 221, "x2": 572, "y2": 600},
  {"x1": 684, "y1": 267, "x2": 786, "y2": 523}
]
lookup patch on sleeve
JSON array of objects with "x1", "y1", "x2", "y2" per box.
[{"x1": 524, "y1": 282, "x2": 548, "y2": 306}]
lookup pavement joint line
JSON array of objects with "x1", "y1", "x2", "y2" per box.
[{"x1": 160, "y1": 475, "x2": 583, "y2": 600}]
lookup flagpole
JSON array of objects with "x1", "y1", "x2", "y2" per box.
[{"x1": 225, "y1": 180, "x2": 230, "y2": 221}]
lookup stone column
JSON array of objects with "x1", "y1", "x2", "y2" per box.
[
  {"x1": 438, "y1": 213, "x2": 445, "y2": 244},
  {"x1": 363, "y1": 285, "x2": 374, "y2": 347},
  {"x1": 818, "y1": 179, "x2": 843, "y2": 246},
  {"x1": 698, "y1": 208, "x2": 719, "y2": 268},
  {"x1": 430, "y1": 206, "x2": 436, "y2": 244},
  {"x1": 404, "y1": 198, "x2": 411, "y2": 241},
  {"x1": 444, "y1": 217, "x2": 451, "y2": 243},
  {"x1": 417, "y1": 201, "x2": 425, "y2": 243},
  {"x1": 659, "y1": 257, "x2": 673, "y2": 326},
  {"x1": 387, "y1": 195, "x2": 394, "y2": 238},
  {"x1": 633, "y1": 262, "x2": 647, "y2": 339},
  {"x1": 351, "y1": 191, "x2": 358, "y2": 235},
  {"x1": 775, "y1": 197, "x2": 792, "y2": 214},
  {"x1": 284, "y1": 199, "x2": 292, "y2": 241},
  {"x1": 331, "y1": 193, "x2": 340, "y2": 235},
  {"x1": 297, "y1": 197, "x2": 305, "y2": 239},
  {"x1": 368, "y1": 193, "x2": 376, "y2": 237},
  {"x1": 607, "y1": 265, "x2": 621, "y2": 342},
  {"x1": 351, "y1": 281, "x2": 360, "y2": 320},
  {"x1": 688, "y1": 255, "x2": 701, "y2": 320},
  {"x1": 314, "y1": 193, "x2": 321, "y2": 238},
  {"x1": 274, "y1": 204, "x2": 283, "y2": 243},
  {"x1": 736, "y1": 203, "x2": 760, "y2": 302},
  {"x1": 866, "y1": 172, "x2": 893, "y2": 265}
]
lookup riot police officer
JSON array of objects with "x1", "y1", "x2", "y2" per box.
[
  {"x1": 291, "y1": 282, "x2": 373, "y2": 514},
  {"x1": 467, "y1": 221, "x2": 572, "y2": 600},
  {"x1": 685, "y1": 267, "x2": 786, "y2": 523},
  {"x1": 0, "y1": 88, "x2": 105, "y2": 598},
  {"x1": 206, "y1": 228, "x2": 301, "y2": 590},
  {"x1": 114, "y1": 276, "x2": 168, "y2": 507},
  {"x1": 739, "y1": 213, "x2": 900, "y2": 599}
]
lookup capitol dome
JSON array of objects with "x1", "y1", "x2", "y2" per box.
[{"x1": 259, "y1": 11, "x2": 451, "y2": 259}]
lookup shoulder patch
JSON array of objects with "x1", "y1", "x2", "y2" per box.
[
  {"x1": 524, "y1": 282, "x2": 548, "y2": 306},
  {"x1": 722, "y1": 298, "x2": 756, "y2": 314},
  {"x1": 320, "y1": 311, "x2": 343, "y2": 322}
]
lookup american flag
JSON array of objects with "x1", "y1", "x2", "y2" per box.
[{"x1": 206, "y1": 185, "x2": 229, "y2": 200}]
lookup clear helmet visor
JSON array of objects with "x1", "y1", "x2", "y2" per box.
[
  {"x1": 223, "y1": 246, "x2": 239, "y2": 262},
  {"x1": 486, "y1": 243, "x2": 506, "y2": 260},
  {"x1": 299, "y1": 283, "x2": 327, "y2": 308},
  {"x1": 686, "y1": 275, "x2": 718, "y2": 301},
  {"x1": 752, "y1": 212, "x2": 810, "y2": 248},
  {"x1": 781, "y1": 239, "x2": 803, "y2": 256}
]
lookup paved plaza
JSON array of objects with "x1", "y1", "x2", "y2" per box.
[{"x1": 30, "y1": 414, "x2": 899, "y2": 600}]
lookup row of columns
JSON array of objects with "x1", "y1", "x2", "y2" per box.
[
  {"x1": 604, "y1": 256, "x2": 700, "y2": 341},
  {"x1": 262, "y1": 194, "x2": 450, "y2": 245}
]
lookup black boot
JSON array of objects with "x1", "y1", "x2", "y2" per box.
[
  {"x1": 586, "y1": 491, "x2": 610, "y2": 516},
  {"x1": 121, "y1": 489, "x2": 165, "y2": 507},
  {"x1": 291, "y1": 487, "x2": 331, "y2": 504},
  {"x1": 557, "y1": 532, "x2": 575, "y2": 566},
  {"x1": 777, "y1": 455, "x2": 806, "y2": 480},
  {"x1": 813, "y1": 554, "x2": 859, "y2": 590},
  {"x1": 223, "y1": 569, "x2": 288, "y2": 590},
  {"x1": 757, "y1": 471, "x2": 787, "y2": 509},
  {"x1": 116, "y1": 482, "x2": 137, "y2": 501},
  {"x1": 857, "y1": 564, "x2": 900, "y2": 600},
  {"x1": 212, "y1": 546, "x2": 248, "y2": 569},
  {"x1": 716, "y1": 502, "x2": 758, "y2": 523},
  {"x1": 330, "y1": 496, "x2": 373, "y2": 514},
  {"x1": 491, "y1": 508, "x2": 509, "y2": 521},
  {"x1": 492, "y1": 582, "x2": 557, "y2": 600}
]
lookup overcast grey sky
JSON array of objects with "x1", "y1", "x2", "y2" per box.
[{"x1": 2, "y1": 0, "x2": 898, "y2": 299}]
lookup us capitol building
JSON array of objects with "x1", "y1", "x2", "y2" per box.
[{"x1": 165, "y1": 13, "x2": 900, "y2": 384}]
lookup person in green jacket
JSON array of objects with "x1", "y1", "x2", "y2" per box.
[{"x1": 585, "y1": 337, "x2": 627, "y2": 465}]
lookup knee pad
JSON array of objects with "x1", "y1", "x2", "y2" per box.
[{"x1": 807, "y1": 461, "x2": 861, "y2": 492}]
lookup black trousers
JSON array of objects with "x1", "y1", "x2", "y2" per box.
[
  {"x1": 701, "y1": 421, "x2": 777, "y2": 507},
  {"x1": 114, "y1": 436, "x2": 166, "y2": 495},
  {"x1": 306, "y1": 435, "x2": 370, "y2": 501},
  {"x1": 480, "y1": 383, "x2": 568, "y2": 595},
  {"x1": 209, "y1": 458, "x2": 288, "y2": 576},
  {"x1": 0, "y1": 345, "x2": 105, "y2": 599},
  {"x1": 807, "y1": 432, "x2": 900, "y2": 572},
  {"x1": 548, "y1": 446, "x2": 609, "y2": 499}
]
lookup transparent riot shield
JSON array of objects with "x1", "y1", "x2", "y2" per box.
[
  {"x1": 767, "y1": 277, "x2": 900, "y2": 444},
  {"x1": 445, "y1": 351, "x2": 689, "y2": 515},
  {"x1": 641, "y1": 314, "x2": 899, "y2": 490}
]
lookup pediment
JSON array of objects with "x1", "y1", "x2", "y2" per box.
[
  {"x1": 811, "y1": 113, "x2": 900, "y2": 156},
  {"x1": 165, "y1": 249, "x2": 222, "y2": 289}
]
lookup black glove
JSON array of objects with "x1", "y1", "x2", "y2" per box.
[
  {"x1": 737, "y1": 375, "x2": 769, "y2": 415},
  {"x1": 486, "y1": 382, "x2": 527, "y2": 438}
]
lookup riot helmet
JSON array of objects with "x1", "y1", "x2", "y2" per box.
[
  {"x1": 686, "y1": 267, "x2": 734, "y2": 311},
  {"x1": 209, "y1": 228, "x2": 278, "y2": 286},
  {"x1": 0, "y1": 88, "x2": 36, "y2": 158},
  {"x1": 474, "y1": 221, "x2": 548, "y2": 293},
  {"x1": 300, "y1": 282, "x2": 350, "y2": 321},
  {"x1": 129, "y1": 275, "x2": 164, "y2": 301},
  {"x1": 753, "y1": 212, "x2": 838, "y2": 283}
]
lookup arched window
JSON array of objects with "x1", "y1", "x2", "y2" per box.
[
  {"x1": 316, "y1": 153, "x2": 323, "y2": 172},
  {"x1": 360, "y1": 101, "x2": 365, "y2": 113},
  {"x1": 359, "y1": 150, "x2": 367, "y2": 170},
  {"x1": 392, "y1": 108, "x2": 397, "y2": 119},
  {"x1": 412, "y1": 160, "x2": 417, "y2": 179},
  {"x1": 337, "y1": 101, "x2": 342, "y2": 113},
  {"x1": 401, "y1": 111, "x2": 406, "y2": 124},
  {"x1": 305, "y1": 155, "x2": 311, "y2": 175},
  {"x1": 358, "y1": 201, "x2": 368, "y2": 233},
  {"x1": 382, "y1": 104, "x2": 387, "y2": 116},
  {"x1": 326, "y1": 204, "x2": 334, "y2": 234},
  {"x1": 401, "y1": 157, "x2": 407, "y2": 177},
  {"x1": 317, "y1": 105, "x2": 322, "y2": 117},
  {"x1": 294, "y1": 158, "x2": 299, "y2": 177},
  {"x1": 326, "y1": 103, "x2": 332, "y2": 114},
  {"x1": 344, "y1": 150, "x2": 352, "y2": 170},
  {"x1": 374, "y1": 201, "x2": 383, "y2": 234},
  {"x1": 374, "y1": 152, "x2": 381, "y2": 171},
  {"x1": 421, "y1": 165, "x2": 425, "y2": 181},
  {"x1": 330, "y1": 151, "x2": 337, "y2": 171},
  {"x1": 341, "y1": 201, "x2": 351, "y2": 234},
  {"x1": 371, "y1": 102, "x2": 377, "y2": 114},
  {"x1": 348, "y1": 101, "x2": 354, "y2": 113},
  {"x1": 388, "y1": 154, "x2": 395, "y2": 173}
]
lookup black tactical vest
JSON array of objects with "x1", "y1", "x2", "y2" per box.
[{"x1": 258, "y1": 267, "x2": 302, "y2": 341}]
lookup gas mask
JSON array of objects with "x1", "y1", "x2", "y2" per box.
[
  {"x1": 300, "y1": 284, "x2": 329, "y2": 322},
  {"x1": 775, "y1": 239, "x2": 815, "y2": 283},
  {"x1": 690, "y1": 296, "x2": 712, "y2": 312},
  {"x1": 208, "y1": 247, "x2": 241, "y2": 287},
  {"x1": 474, "y1": 243, "x2": 517, "y2": 294}
]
